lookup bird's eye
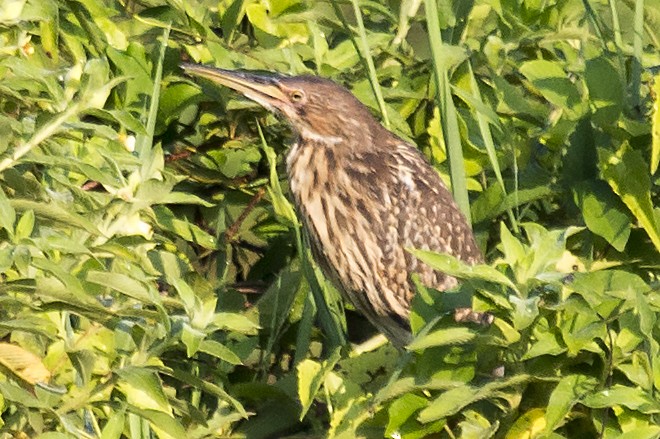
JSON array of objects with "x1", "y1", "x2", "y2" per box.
[{"x1": 290, "y1": 90, "x2": 305, "y2": 102}]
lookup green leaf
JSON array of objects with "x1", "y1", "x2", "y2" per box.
[
  {"x1": 418, "y1": 385, "x2": 479, "y2": 423},
  {"x1": 260, "y1": 128, "x2": 297, "y2": 225},
  {"x1": 100, "y1": 410, "x2": 125, "y2": 439},
  {"x1": 0, "y1": 187, "x2": 15, "y2": 236},
  {"x1": 498, "y1": 222, "x2": 526, "y2": 267},
  {"x1": 492, "y1": 75, "x2": 547, "y2": 120},
  {"x1": 574, "y1": 180, "x2": 631, "y2": 251},
  {"x1": 79, "y1": 58, "x2": 113, "y2": 109},
  {"x1": 153, "y1": 205, "x2": 217, "y2": 249},
  {"x1": 617, "y1": 351, "x2": 653, "y2": 390},
  {"x1": 407, "y1": 327, "x2": 476, "y2": 351},
  {"x1": 158, "y1": 82, "x2": 201, "y2": 126},
  {"x1": 245, "y1": 1, "x2": 309, "y2": 44},
  {"x1": 584, "y1": 56, "x2": 623, "y2": 126},
  {"x1": 11, "y1": 199, "x2": 99, "y2": 235},
  {"x1": 86, "y1": 271, "x2": 155, "y2": 303},
  {"x1": 159, "y1": 191, "x2": 213, "y2": 207},
  {"x1": 568, "y1": 270, "x2": 649, "y2": 319},
  {"x1": 198, "y1": 340, "x2": 242, "y2": 365},
  {"x1": 136, "y1": 26, "x2": 169, "y2": 181},
  {"x1": 599, "y1": 143, "x2": 660, "y2": 252},
  {"x1": 167, "y1": 368, "x2": 247, "y2": 418},
  {"x1": 637, "y1": 289, "x2": 656, "y2": 336},
  {"x1": 385, "y1": 393, "x2": 428, "y2": 437},
  {"x1": 181, "y1": 323, "x2": 204, "y2": 357},
  {"x1": 107, "y1": 46, "x2": 152, "y2": 108},
  {"x1": 472, "y1": 183, "x2": 554, "y2": 224},
  {"x1": 505, "y1": 408, "x2": 546, "y2": 439},
  {"x1": 543, "y1": 375, "x2": 598, "y2": 433},
  {"x1": 213, "y1": 312, "x2": 260, "y2": 334},
  {"x1": 0, "y1": 0, "x2": 26, "y2": 22},
  {"x1": 0, "y1": 381, "x2": 46, "y2": 408},
  {"x1": 408, "y1": 248, "x2": 518, "y2": 292},
  {"x1": 583, "y1": 385, "x2": 660, "y2": 413},
  {"x1": 509, "y1": 295, "x2": 539, "y2": 330},
  {"x1": 618, "y1": 426, "x2": 660, "y2": 439},
  {"x1": 424, "y1": 0, "x2": 471, "y2": 217},
  {"x1": 129, "y1": 408, "x2": 187, "y2": 439},
  {"x1": 116, "y1": 367, "x2": 172, "y2": 414},
  {"x1": 14, "y1": 209, "x2": 34, "y2": 241},
  {"x1": 216, "y1": 147, "x2": 262, "y2": 179},
  {"x1": 651, "y1": 73, "x2": 660, "y2": 175},
  {"x1": 522, "y1": 329, "x2": 566, "y2": 360},
  {"x1": 519, "y1": 60, "x2": 583, "y2": 116},
  {"x1": 418, "y1": 375, "x2": 530, "y2": 424},
  {"x1": 34, "y1": 433, "x2": 76, "y2": 439},
  {"x1": 297, "y1": 350, "x2": 340, "y2": 420}
]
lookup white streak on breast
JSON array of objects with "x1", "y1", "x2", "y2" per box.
[{"x1": 299, "y1": 126, "x2": 343, "y2": 145}]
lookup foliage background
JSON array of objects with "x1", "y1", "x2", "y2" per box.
[{"x1": 0, "y1": 0, "x2": 659, "y2": 437}]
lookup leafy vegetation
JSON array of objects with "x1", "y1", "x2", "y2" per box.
[{"x1": 0, "y1": 0, "x2": 659, "y2": 438}]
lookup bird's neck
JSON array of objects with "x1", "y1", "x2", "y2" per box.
[{"x1": 296, "y1": 125, "x2": 344, "y2": 146}]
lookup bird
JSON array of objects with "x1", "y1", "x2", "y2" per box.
[{"x1": 181, "y1": 64, "x2": 484, "y2": 347}]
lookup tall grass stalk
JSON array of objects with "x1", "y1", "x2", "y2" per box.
[
  {"x1": 467, "y1": 64, "x2": 519, "y2": 233},
  {"x1": 331, "y1": 0, "x2": 390, "y2": 128},
  {"x1": 423, "y1": 0, "x2": 471, "y2": 221},
  {"x1": 631, "y1": 0, "x2": 644, "y2": 112}
]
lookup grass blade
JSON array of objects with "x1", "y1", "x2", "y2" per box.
[
  {"x1": 424, "y1": 0, "x2": 471, "y2": 221},
  {"x1": 467, "y1": 63, "x2": 519, "y2": 233},
  {"x1": 630, "y1": 0, "x2": 644, "y2": 111},
  {"x1": 136, "y1": 25, "x2": 170, "y2": 181},
  {"x1": 332, "y1": 0, "x2": 390, "y2": 128},
  {"x1": 652, "y1": 74, "x2": 660, "y2": 175}
]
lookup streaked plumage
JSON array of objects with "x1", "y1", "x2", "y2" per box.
[{"x1": 182, "y1": 64, "x2": 482, "y2": 346}]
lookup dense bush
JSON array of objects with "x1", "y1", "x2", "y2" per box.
[{"x1": 0, "y1": 0, "x2": 658, "y2": 437}]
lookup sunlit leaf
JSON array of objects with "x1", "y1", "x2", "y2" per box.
[
  {"x1": 408, "y1": 248, "x2": 518, "y2": 292},
  {"x1": 651, "y1": 74, "x2": 660, "y2": 175},
  {"x1": 505, "y1": 408, "x2": 546, "y2": 439},
  {"x1": 116, "y1": 368, "x2": 172, "y2": 414},
  {"x1": 297, "y1": 350, "x2": 340, "y2": 420},
  {"x1": 583, "y1": 385, "x2": 660, "y2": 413},
  {"x1": 0, "y1": 343, "x2": 51, "y2": 384},
  {"x1": 543, "y1": 375, "x2": 598, "y2": 434},
  {"x1": 599, "y1": 143, "x2": 660, "y2": 252},
  {"x1": 407, "y1": 327, "x2": 476, "y2": 351}
]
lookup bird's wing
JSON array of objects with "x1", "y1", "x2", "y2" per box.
[{"x1": 386, "y1": 143, "x2": 483, "y2": 296}]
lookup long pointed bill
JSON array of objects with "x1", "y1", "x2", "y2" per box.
[{"x1": 181, "y1": 63, "x2": 287, "y2": 111}]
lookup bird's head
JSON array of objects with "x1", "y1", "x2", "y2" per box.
[{"x1": 182, "y1": 64, "x2": 378, "y2": 145}]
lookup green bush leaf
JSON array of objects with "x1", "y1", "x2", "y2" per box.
[
  {"x1": 584, "y1": 56, "x2": 623, "y2": 126},
  {"x1": 520, "y1": 60, "x2": 583, "y2": 116},
  {"x1": 407, "y1": 327, "x2": 476, "y2": 351},
  {"x1": 573, "y1": 180, "x2": 631, "y2": 251},
  {"x1": 408, "y1": 248, "x2": 518, "y2": 292},
  {"x1": 199, "y1": 339, "x2": 242, "y2": 365},
  {"x1": 543, "y1": 375, "x2": 598, "y2": 433},
  {"x1": 599, "y1": 143, "x2": 660, "y2": 252},
  {"x1": 116, "y1": 368, "x2": 172, "y2": 414},
  {"x1": 583, "y1": 385, "x2": 660, "y2": 413}
]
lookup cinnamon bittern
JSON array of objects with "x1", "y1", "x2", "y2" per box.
[{"x1": 182, "y1": 64, "x2": 483, "y2": 347}]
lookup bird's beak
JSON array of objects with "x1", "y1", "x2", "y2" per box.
[{"x1": 181, "y1": 63, "x2": 288, "y2": 110}]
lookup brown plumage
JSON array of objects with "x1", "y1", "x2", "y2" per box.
[{"x1": 182, "y1": 64, "x2": 483, "y2": 346}]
